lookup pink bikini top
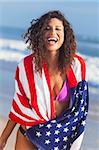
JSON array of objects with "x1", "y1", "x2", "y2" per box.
[{"x1": 56, "y1": 81, "x2": 70, "y2": 102}]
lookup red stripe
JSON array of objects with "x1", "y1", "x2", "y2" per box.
[
  {"x1": 12, "y1": 100, "x2": 36, "y2": 121},
  {"x1": 24, "y1": 55, "x2": 45, "y2": 120},
  {"x1": 43, "y1": 63, "x2": 55, "y2": 119},
  {"x1": 17, "y1": 93, "x2": 30, "y2": 108},
  {"x1": 15, "y1": 66, "x2": 26, "y2": 96},
  {"x1": 9, "y1": 112, "x2": 46, "y2": 126},
  {"x1": 66, "y1": 66, "x2": 78, "y2": 88},
  {"x1": 9, "y1": 112, "x2": 30, "y2": 125},
  {"x1": 74, "y1": 54, "x2": 86, "y2": 80}
]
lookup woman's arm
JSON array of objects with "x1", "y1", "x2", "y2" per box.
[{"x1": 0, "y1": 119, "x2": 16, "y2": 150}]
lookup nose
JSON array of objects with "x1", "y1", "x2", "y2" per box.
[{"x1": 50, "y1": 28, "x2": 56, "y2": 35}]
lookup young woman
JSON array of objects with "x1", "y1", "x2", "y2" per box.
[{"x1": 0, "y1": 10, "x2": 89, "y2": 150}]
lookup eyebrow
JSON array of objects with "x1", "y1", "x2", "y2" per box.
[
  {"x1": 47, "y1": 25, "x2": 63, "y2": 28},
  {"x1": 56, "y1": 26, "x2": 63, "y2": 27}
]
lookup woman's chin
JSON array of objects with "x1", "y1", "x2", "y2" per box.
[{"x1": 46, "y1": 46, "x2": 60, "y2": 52}]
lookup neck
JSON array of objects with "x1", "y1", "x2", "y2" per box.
[{"x1": 46, "y1": 51, "x2": 59, "y2": 72}]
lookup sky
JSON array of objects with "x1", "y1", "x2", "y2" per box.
[{"x1": 0, "y1": 0, "x2": 99, "y2": 38}]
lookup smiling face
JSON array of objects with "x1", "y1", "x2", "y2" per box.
[{"x1": 43, "y1": 18, "x2": 64, "y2": 52}]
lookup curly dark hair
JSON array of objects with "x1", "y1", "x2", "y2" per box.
[{"x1": 23, "y1": 10, "x2": 77, "y2": 72}]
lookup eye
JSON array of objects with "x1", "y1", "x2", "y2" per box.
[
  {"x1": 45, "y1": 26, "x2": 50, "y2": 30},
  {"x1": 56, "y1": 28, "x2": 61, "y2": 31}
]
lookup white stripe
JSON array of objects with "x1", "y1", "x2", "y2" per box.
[
  {"x1": 11, "y1": 106, "x2": 34, "y2": 122},
  {"x1": 72, "y1": 57, "x2": 82, "y2": 82},
  {"x1": 85, "y1": 65, "x2": 88, "y2": 81},
  {"x1": 70, "y1": 132, "x2": 84, "y2": 150},
  {"x1": 18, "y1": 61, "x2": 31, "y2": 100},
  {"x1": 14, "y1": 93, "x2": 40, "y2": 120},
  {"x1": 16, "y1": 61, "x2": 41, "y2": 121},
  {"x1": 33, "y1": 68, "x2": 49, "y2": 121},
  {"x1": 42, "y1": 69, "x2": 51, "y2": 119},
  {"x1": 15, "y1": 80, "x2": 21, "y2": 95}
]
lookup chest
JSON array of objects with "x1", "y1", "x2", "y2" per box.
[
  {"x1": 49, "y1": 72, "x2": 70, "y2": 116},
  {"x1": 49, "y1": 72, "x2": 66, "y2": 100}
]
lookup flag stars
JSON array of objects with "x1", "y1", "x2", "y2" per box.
[
  {"x1": 73, "y1": 118, "x2": 78, "y2": 122},
  {"x1": 75, "y1": 112, "x2": 79, "y2": 116},
  {"x1": 81, "y1": 120, "x2": 86, "y2": 126},
  {"x1": 76, "y1": 93, "x2": 79, "y2": 98},
  {"x1": 79, "y1": 86, "x2": 82, "y2": 90},
  {"x1": 54, "y1": 146, "x2": 59, "y2": 150},
  {"x1": 84, "y1": 102, "x2": 87, "y2": 106},
  {"x1": 67, "y1": 114, "x2": 71, "y2": 118},
  {"x1": 36, "y1": 131, "x2": 41, "y2": 137},
  {"x1": 54, "y1": 130, "x2": 60, "y2": 135},
  {"x1": 75, "y1": 132, "x2": 78, "y2": 136},
  {"x1": 55, "y1": 138, "x2": 60, "y2": 143},
  {"x1": 45, "y1": 139, "x2": 50, "y2": 145},
  {"x1": 81, "y1": 106, "x2": 85, "y2": 112},
  {"x1": 63, "y1": 114, "x2": 66, "y2": 117},
  {"x1": 84, "y1": 85, "x2": 87, "y2": 91},
  {"x1": 81, "y1": 99, "x2": 84, "y2": 104},
  {"x1": 32, "y1": 83, "x2": 88, "y2": 149},
  {"x1": 63, "y1": 127, "x2": 69, "y2": 133},
  {"x1": 63, "y1": 136, "x2": 68, "y2": 142},
  {"x1": 47, "y1": 124, "x2": 52, "y2": 129},
  {"x1": 63, "y1": 145, "x2": 67, "y2": 150},
  {"x1": 56, "y1": 123, "x2": 62, "y2": 128},
  {"x1": 72, "y1": 126, "x2": 76, "y2": 131},
  {"x1": 85, "y1": 111, "x2": 88, "y2": 116},
  {"x1": 71, "y1": 134, "x2": 75, "y2": 138},
  {"x1": 72, "y1": 107, "x2": 75, "y2": 111},
  {"x1": 51, "y1": 120, "x2": 56, "y2": 123},
  {"x1": 79, "y1": 91, "x2": 83, "y2": 95},
  {"x1": 39, "y1": 124, "x2": 44, "y2": 128},
  {"x1": 46, "y1": 131, "x2": 51, "y2": 136},
  {"x1": 65, "y1": 122, "x2": 70, "y2": 126},
  {"x1": 74, "y1": 90, "x2": 77, "y2": 95}
]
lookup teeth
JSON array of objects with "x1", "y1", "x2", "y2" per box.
[{"x1": 48, "y1": 37, "x2": 58, "y2": 42}]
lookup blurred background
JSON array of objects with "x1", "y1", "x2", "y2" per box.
[{"x1": 0, "y1": 0, "x2": 99, "y2": 150}]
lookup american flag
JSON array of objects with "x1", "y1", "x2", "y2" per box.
[
  {"x1": 25, "y1": 80, "x2": 89, "y2": 150},
  {"x1": 9, "y1": 54, "x2": 89, "y2": 149}
]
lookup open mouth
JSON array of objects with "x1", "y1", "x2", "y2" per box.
[{"x1": 47, "y1": 37, "x2": 58, "y2": 43}]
